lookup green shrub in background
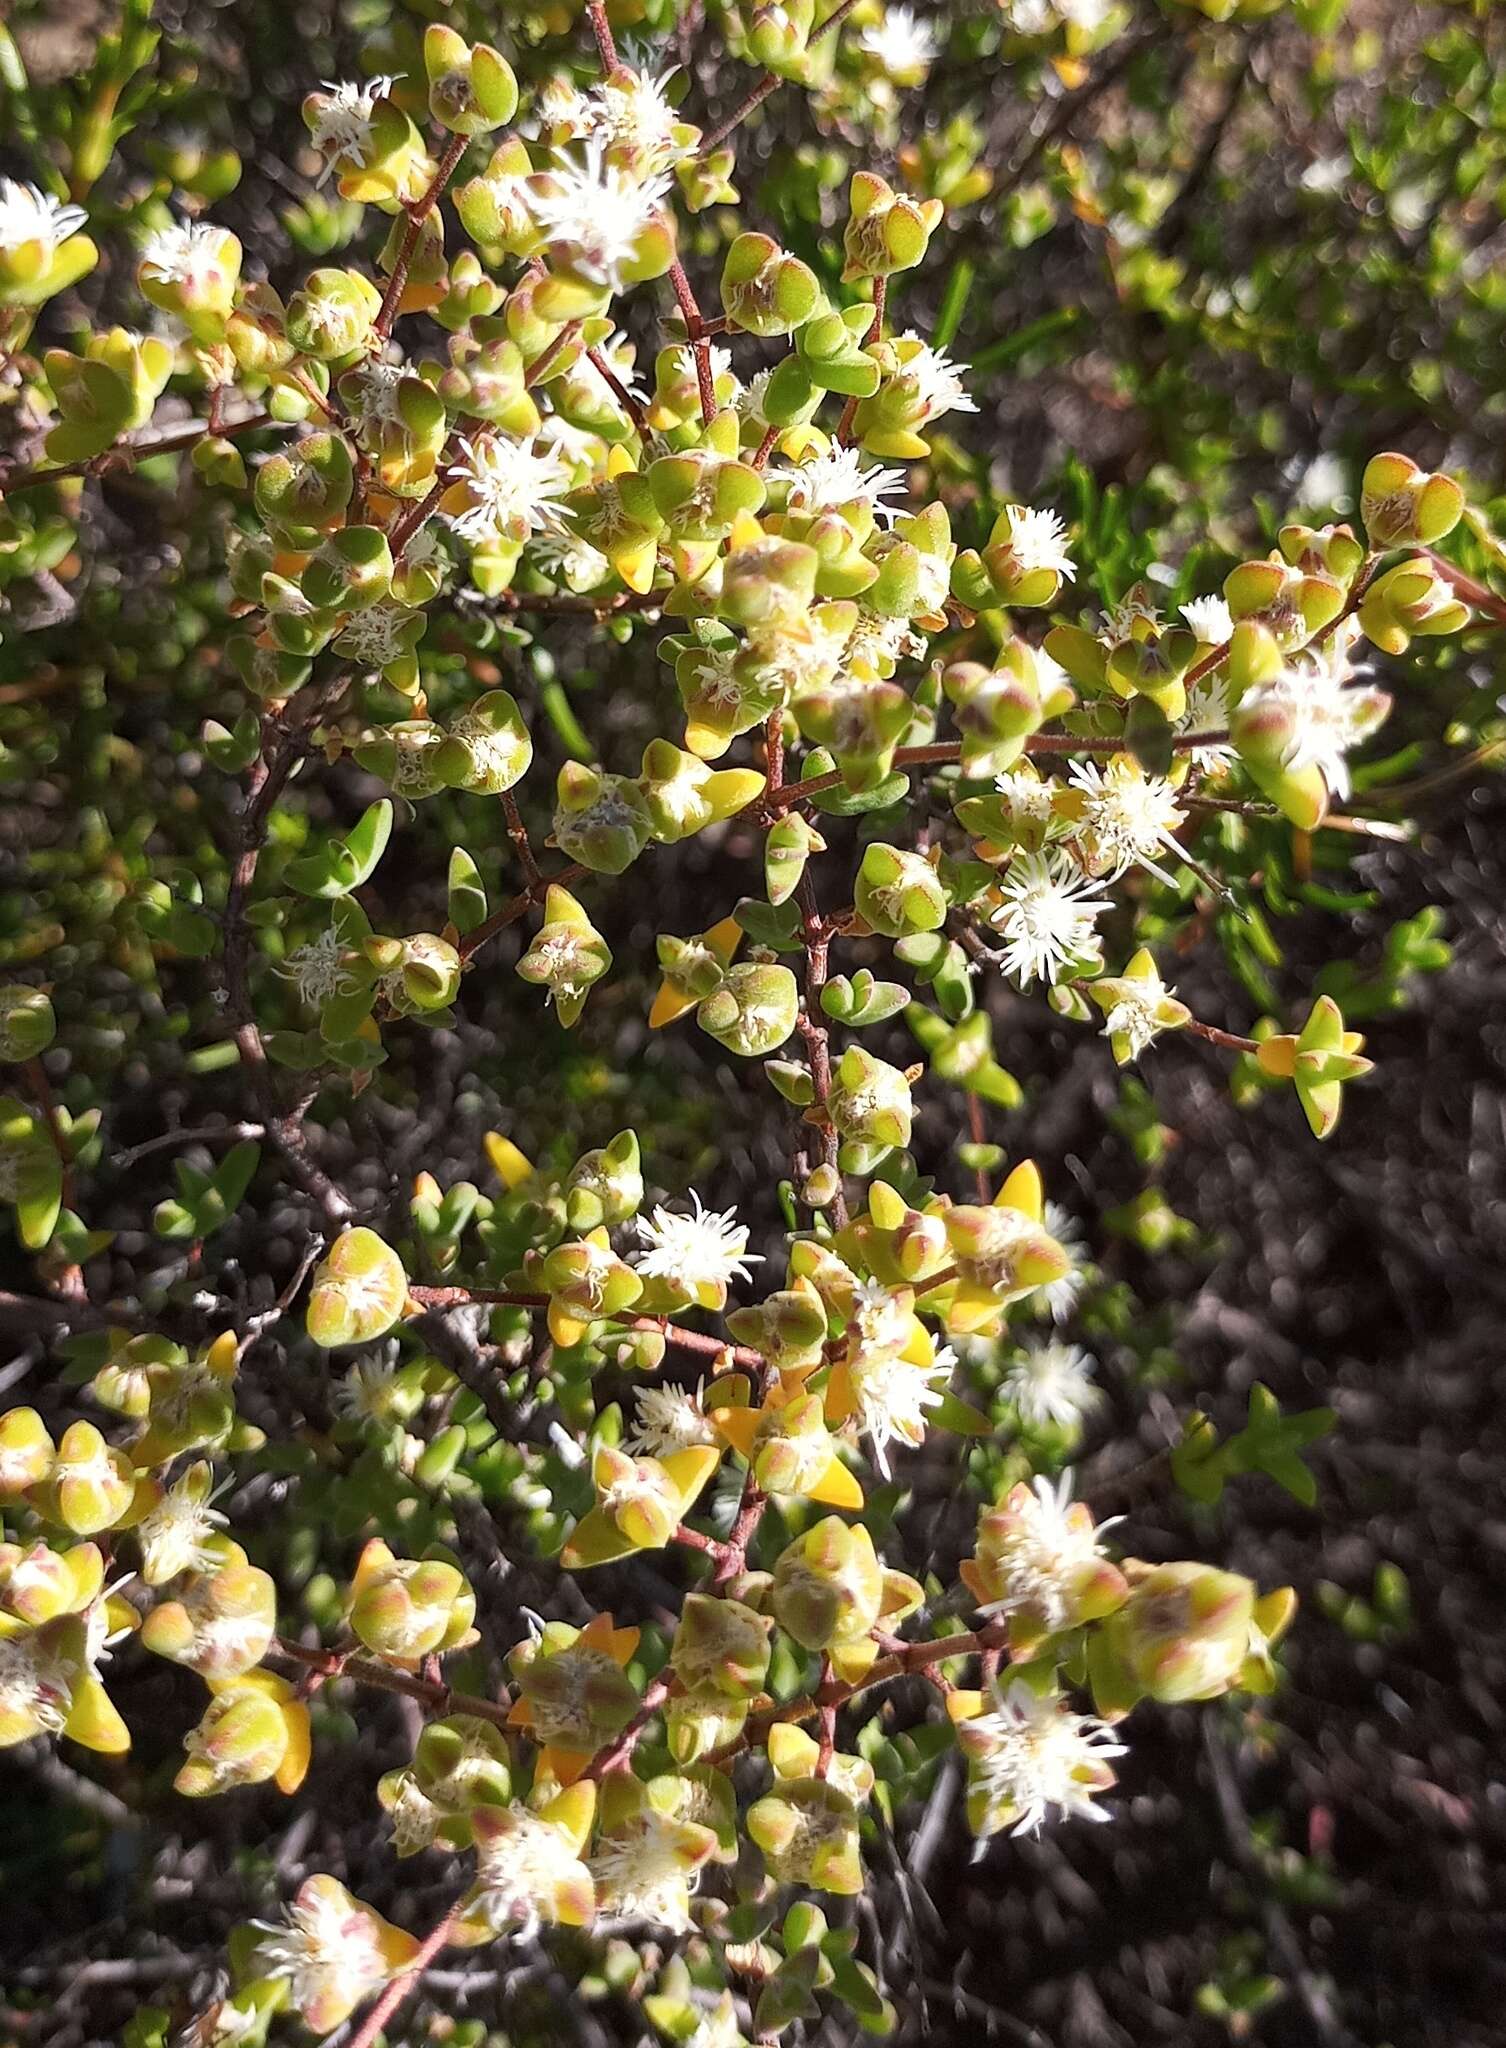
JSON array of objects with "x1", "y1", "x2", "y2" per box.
[{"x1": 0, "y1": 1, "x2": 1501, "y2": 2042}]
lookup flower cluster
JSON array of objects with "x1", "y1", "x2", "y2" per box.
[{"x1": 0, "y1": 6, "x2": 1478, "y2": 2044}]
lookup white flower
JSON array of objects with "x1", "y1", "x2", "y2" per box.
[
  {"x1": 384, "y1": 721, "x2": 447, "y2": 797},
  {"x1": 530, "y1": 143, "x2": 671, "y2": 289},
  {"x1": 0, "y1": 1629, "x2": 73, "y2": 1736},
  {"x1": 345, "y1": 357, "x2": 408, "y2": 424},
  {"x1": 1104, "y1": 588, "x2": 1161, "y2": 642},
  {"x1": 625, "y1": 1381, "x2": 717, "y2": 1459},
  {"x1": 1179, "y1": 594, "x2": 1233, "y2": 646},
  {"x1": 847, "y1": 1314, "x2": 951, "y2": 1477},
  {"x1": 1066, "y1": 756, "x2": 1186, "y2": 882},
  {"x1": 964, "y1": 1680, "x2": 1126, "y2": 1836},
  {"x1": 976, "y1": 1471, "x2": 1119, "y2": 1631},
  {"x1": 1000, "y1": 504, "x2": 1075, "y2": 579},
  {"x1": 896, "y1": 331, "x2": 977, "y2": 420},
  {"x1": 856, "y1": 5, "x2": 939, "y2": 76},
  {"x1": 582, "y1": 66, "x2": 687, "y2": 171},
  {"x1": 136, "y1": 1475, "x2": 227, "y2": 1580},
  {"x1": 851, "y1": 1274, "x2": 913, "y2": 1351},
  {"x1": 178, "y1": 1999, "x2": 261, "y2": 2048},
  {"x1": 0, "y1": 178, "x2": 88, "y2": 256},
  {"x1": 139, "y1": 220, "x2": 226, "y2": 287},
  {"x1": 633, "y1": 1191, "x2": 762, "y2": 1294},
  {"x1": 255, "y1": 1883, "x2": 390, "y2": 2016},
  {"x1": 534, "y1": 413, "x2": 606, "y2": 475},
  {"x1": 53, "y1": 1434, "x2": 122, "y2": 1496},
  {"x1": 844, "y1": 607, "x2": 927, "y2": 676},
  {"x1": 474, "y1": 1802, "x2": 588, "y2": 1940},
  {"x1": 307, "y1": 77, "x2": 397, "y2": 179},
  {"x1": 1040, "y1": 1200, "x2": 1089, "y2": 1323},
  {"x1": 281, "y1": 926, "x2": 356, "y2": 1009},
  {"x1": 334, "y1": 1351, "x2": 402, "y2": 1423},
  {"x1": 780, "y1": 445, "x2": 909, "y2": 523},
  {"x1": 344, "y1": 602, "x2": 422, "y2": 675},
  {"x1": 386, "y1": 1777, "x2": 444, "y2": 1855},
  {"x1": 446, "y1": 435, "x2": 570, "y2": 546},
  {"x1": 534, "y1": 75, "x2": 596, "y2": 141},
  {"x1": 1002, "y1": 1339, "x2": 1100, "y2": 1429},
  {"x1": 1294, "y1": 450, "x2": 1350, "y2": 511},
  {"x1": 1176, "y1": 671, "x2": 1236, "y2": 772},
  {"x1": 735, "y1": 366, "x2": 776, "y2": 428},
  {"x1": 590, "y1": 1809, "x2": 703, "y2": 1931},
  {"x1": 1248, "y1": 627, "x2": 1380, "y2": 801},
  {"x1": 1058, "y1": 0, "x2": 1113, "y2": 25},
  {"x1": 526, "y1": 930, "x2": 595, "y2": 1008},
  {"x1": 992, "y1": 766, "x2": 1065, "y2": 835},
  {"x1": 1103, "y1": 975, "x2": 1180, "y2": 1061},
  {"x1": 578, "y1": 328, "x2": 648, "y2": 404},
  {"x1": 1001, "y1": 0, "x2": 1055, "y2": 29},
  {"x1": 989, "y1": 850, "x2": 1111, "y2": 985}
]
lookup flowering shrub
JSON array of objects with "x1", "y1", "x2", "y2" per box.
[{"x1": 0, "y1": 2, "x2": 1499, "y2": 2043}]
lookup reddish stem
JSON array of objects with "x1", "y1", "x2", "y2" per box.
[{"x1": 346, "y1": 1902, "x2": 462, "y2": 2048}]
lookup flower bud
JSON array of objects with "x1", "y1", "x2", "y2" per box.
[
  {"x1": 796, "y1": 306, "x2": 882, "y2": 397},
  {"x1": 639, "y1": 739, "x2": 765, "y2": 844},
  {"x1": 1256, "y1": 994, "x2": 1372, "y2": 1140},
  {"x1": 285, "y1": 266, "x2": 383, "y2": 360},
  {"x1": 771, "y1": 1516, "x2": 885, "y2": 1650},
  {"x1": 719, "y1": 232, "x2": 823, "y2": 337},
  {"x1": 424, "y1": 25, "x2": 518, "y2": 135},
  {"x1": 42, "y1": 330, "x2": 175, "y2": 464},
  {"x1": 841, "y1": 171, "x2": 942, "y2": 282},
  {"x1": 305, "y1": 1228, "x2": 408, "y2": 1348},
  {"x1": 535, "y1": 1229, "x2": 643, "y2": 1347},
  {"x1": 552, "y1": 762, "x2": 653, "y2": 876},
  {"x1": 1104, "y1": 1562, "x2": 1257, "y2": 1703},
  {"x1": 349, "y1": 1538, "x2": 478, "y2": 1660},
  {"x1": 176, "y1": 1673, "x2": 309, "y2": 1797},
  {"x1": 1357, "y1": 556, "x2": 1470, "y2": 655},
  {"x1": 853, "y1": 842, "x2": 947, "y2": 938},
  {"x1": 0, "y1": 1407, "x2": 54, "y2": 1497},
  {"x1": 140, "y1": 1556, "x2": 278, "y2": 1677},
  {"x1": 30, "y1": 1420, "x2": 136, "y2": 1535},
  {"x1": 765, "y1": 811, "x2": 825, "y2": 908},
  {"x1": 1277, "y1": 520, "x2": 1366, "y2": 583},
  {"x1": 696, "y1": 961, "x2": 800, "y2": 1057},
  {"x1": 566, "y1": 1129, "x2": 643, "y2": 1232},
  {"x1": 1224, "y1": 557, "x2": 1345, "y2": 650},
  {"x1": 748, "y1": 1775, "x2": 866, "y2": 1892},
  {"x1": 517, "y1": 885, "x2": 613, "y2": 1028},
  {"x1": 725, "y1": 1281, "x2": 828, "y2": 1369},
  {"x1": 253, "y1": 432, "x2": 356, "y2": 542},
  {"x1": 942, "y1": 643, "x2": 1071, "y2": 773},
  {"x1": 827, "y1": 1046, "x2": 914, "y2": 1150},
  {"x1": 0, "y1": 1537, "x2": 100, "y2": 1627},
  {"x1": 1360, "y1": 451, "x2": 1464, "y2": 548},
  {"x1": 651, "y1": 918, "x2": 743, "y2": 1026}
]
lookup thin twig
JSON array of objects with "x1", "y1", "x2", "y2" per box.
[
  {"x1": 374, "y1": 132, "x2": 468, "y2": 342},
  {"x1": 0, "y1": 409, "x2": 276, "y2": 492},
  {"x1": 694, "y1": 0, "x2": 864, "y2": 158}
]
